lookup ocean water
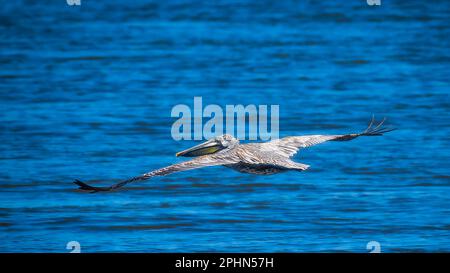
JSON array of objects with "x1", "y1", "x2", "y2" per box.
[{"x1": 0, "y1": 0, "x2": 449, "y2": 252}]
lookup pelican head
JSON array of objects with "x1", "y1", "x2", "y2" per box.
[{"x1": 176, "y1": 134, "x2": 239, "y2": 157}]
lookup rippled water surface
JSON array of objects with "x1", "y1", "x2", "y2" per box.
[{"x1": 0, "y1": 0, "x2": 449, "y2": 252}]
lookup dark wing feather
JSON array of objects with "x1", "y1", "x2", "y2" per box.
[
  {"x1": 269, "y1": 117, "x2": 395, "y2": 158},
  {"x1": 75, "y1": 155, "x2": 237, "y2": 192}
]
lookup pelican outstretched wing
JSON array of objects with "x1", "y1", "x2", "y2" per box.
[
  {"x1": 75, "y1": 155, "x2": 237, "y2": 193},
  {"x1": 270, "y1": 117, "x2": 395, "y2": 158}
]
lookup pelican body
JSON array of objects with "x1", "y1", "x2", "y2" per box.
[{"x1": 75, "y1": 117, "x2": 394, "y2": 192}]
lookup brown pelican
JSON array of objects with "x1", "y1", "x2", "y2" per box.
[{"x1": 75, "y1": 117, "x2": 395, "y2": 193}]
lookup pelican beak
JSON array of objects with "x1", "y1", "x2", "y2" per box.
[{"x1": 176, "y1": 139, "x2": 223, "y2": 157}]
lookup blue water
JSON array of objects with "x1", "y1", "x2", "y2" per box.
[{"x1": 0, "y1": 0, "x2": 449, "y2": 252}]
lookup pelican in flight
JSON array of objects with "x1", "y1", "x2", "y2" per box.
[{"x1": 75, "y1": 117, "x2": 394, "y2": 193}]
